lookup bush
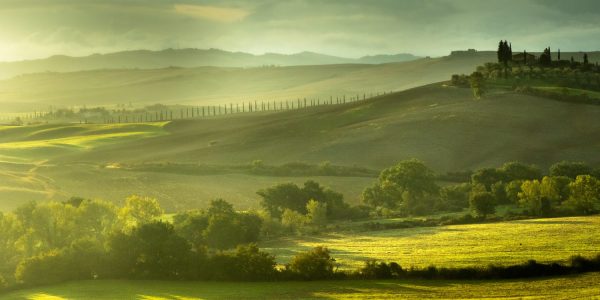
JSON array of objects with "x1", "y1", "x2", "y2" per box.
[
  {"x1": 15, "y1": 250, "x2": 70, "y2": 285},
  {"x1": 360, "y1": 260, "x2": 402, "y2": 279},
  {"x1": 288, "y1": 246, "x2": 336, "y2": 280},
  {"x1": 469, "y1": 192, "x2": 496, "y2": 217}
]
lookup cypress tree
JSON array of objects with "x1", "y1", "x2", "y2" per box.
[
  {"x1": 497, "y1": 40, "x2": 504, "y2": 63},
  {"x1": 584, "y1": 53, "x2": 589, "y2": 65},
  {"x1": 558, "y1": 49, "x2": 561, "y2": 61}
]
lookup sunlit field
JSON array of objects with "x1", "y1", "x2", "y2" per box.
[
  {"x1": 3, "y1": 273, "x2": 600, "y2": 300},
  {"x1": 1, "y1": 2, "x2": 600, "y2": 298},
  {"x1": 262, "y1": 216, "x2": 600, "y2": 269}
]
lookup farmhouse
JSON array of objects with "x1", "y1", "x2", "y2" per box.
[{"x1": 512, "y1": 52, "x2": 536, "y2": 63}]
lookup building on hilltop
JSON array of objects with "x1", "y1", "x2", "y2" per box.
[
  {"x1": 512, "y1": 52, "x2": 536, "y2": 63},
  {"x1": 450, "y1": 49, "x2": 477, "y2": 55}
]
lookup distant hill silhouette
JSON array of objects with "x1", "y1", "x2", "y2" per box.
[{"x1": 0, "y1": 48, "x2": 420, "y2": 79}]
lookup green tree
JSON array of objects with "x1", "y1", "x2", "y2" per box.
[
  {"x1": 491, "y1": 181, "x2": 509, "y2": 204},
  {"x1": 288, "y1": 246, "x2": 335, "y2": 280},
  {"x1": 562, "y1": 175, "x2": 600, "y2": 214},
  {"x1": 505, "y1": 180, "x2": 524, "y2": 204},
  {"x1": 306, "y1": 199, "x2": 328, "y2": 226},
  {"x1": 500, "y1": 162, "x2": 542, "y2": 181},
  {"x1": 257, "y1": 183, "x2": 306, "y2": 218},
  {"x1": 469, "y1": 192, "x2": 496, "y2": 217},
  {"x1": 471, "y1": 168, "x2": 506, "y2": 191},
  {"x1": 232, "y1": 244, "x2": 277, "y2": 280},
  {"x1": 438, "y1": 183, "x2": 471, "y2": 211},
  {"x1": 118, "y1": 195, "x2": 163, "y2": 228},
  {"x1": 204, "y1": 214, "x2": 243, "y2": 250},
  {"x1": 280, "y1": 209, "x2": 308, "y2": 234},
  {"x1": 518, "y1": 177, "x2": 561, "y2": 215},
  {"x1": 109, "y1": 221, "x2": 191, "y2": 279},
  {"x1": 365, "y1": 159, "x2": 439, "y2": 215},
  {"x1": 470, "y1": 71, "x2": 485, "y2": 99},
  {"x1": 549, "y1": 161, "x2": 592, "y2": 179}
]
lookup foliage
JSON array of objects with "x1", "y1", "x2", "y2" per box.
[
  {"x1": 306, "y1": 199, "x2": 328, "y2": 226},
  {"x1": 549, "y1": 161, "x2": 593, "y2": 179},
  {"x1": 438, "y1": 183, "x2": 471, "y2": 211},
  {"x1": 280, "y1": 209, "x2": 308, "y2": 234},
  {"x1": 470, "y1": 71, "x2": 485, "y2": 99},
  {"x1": 518, "y1": 177, "x2": 561, "y2": 216},
  {"x1": 500, "y1": 162, "x2": 542, "y2": 182},
  {"x1": 469, "y1": 192, "x2": 496, "y2": 217},
  {"x1": 109, "y1": 221, "x2": 191, "y2": 279},
  {"x1": 562, "y1": 175, "x2": 600, "y2": 214},
  {"x1": 359, "y1": 260, "x2": 403, "y2": 279},
  {"x1": 288, "y1": 246, "x2": 336, "y2": 280},
  {"x1": 257, "y1": 180, "x2": 352, "y2": 220},
  {"x1": 118, "y1": 195, "x2": 163, "y2": 228},
  {"x1": 363, "y1": 159, "x2": 439, "y2": 215}
]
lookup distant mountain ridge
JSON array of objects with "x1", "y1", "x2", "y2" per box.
[{"x1": 0, "y1": 48, "x2": 420, "y2": 79}]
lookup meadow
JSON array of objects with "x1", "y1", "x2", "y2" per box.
[
  {"x1": 2, "y1": 83, "x2": 600, "y2": 211},
  {"x1": 3, "y1": 273, "x2": 600, "y2": 299},
  {"x1": 261, "y1": 215, "x2": 600, "y2": 270}
]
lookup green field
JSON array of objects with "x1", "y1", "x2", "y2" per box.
[
  {"x1": 1, "y1": 82, "x2": 600, "y2": 211},
  {"x1": 3, "y1": 273, "x2": 600, "y2": 299},
  {"x1": 262, "y1": 216, "x2": 600, "y2": 270}
]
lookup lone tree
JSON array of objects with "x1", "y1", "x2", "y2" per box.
[
  {"x1": 584, "y1": 53, "x2": 589, "y2": 66},
  {"x1": 470, "y1": 71, "x2": 485, "y2": 99}
]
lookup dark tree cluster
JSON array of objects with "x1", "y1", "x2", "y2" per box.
[
  {"x1": 257, "y1": 180, "x2": 362, "y2": 220},
  {"x1": 539, "y1": 47, "x2": 552, "y2": 66},
  {"x1": 497, "y1": 40, "x2": 512, "y2": 64}
]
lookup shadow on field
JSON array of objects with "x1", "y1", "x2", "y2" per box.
[{"x1": 510, "y1": 219, "x2": 592, "y2": 225}]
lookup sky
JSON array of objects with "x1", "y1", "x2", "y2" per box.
[{"x1": 0, "y1": 0, "x2": 599, "y2": 61}]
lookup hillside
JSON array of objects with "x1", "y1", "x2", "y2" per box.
[
  {"x1": 0, "y1": 52, "x2": 493, "y2": 112},
  {"x1": 1, "y1": 83, "x2": 599, "y2": 210},
  {"x1": 0, "y1": 48, "x2": 420, "y2": 80},
  {"x1": 58, "y1": 83, "x2": 600, "y2": 171}
]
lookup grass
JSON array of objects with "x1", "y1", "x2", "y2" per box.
[
  {"x1": 2, "y1": 273, "x2": 600, "y2": 299},
  {"x1": 261, "y1": 215, "x2": 600, "y2": 270},
  {"x1": 535, "y1": 86, "x2": 600, "y2": 99},
  {"x1": 1, "y1": 83, "x2": 600, "y2": 211}
]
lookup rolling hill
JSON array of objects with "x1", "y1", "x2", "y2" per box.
[
  {"x1": 0, "y1": 52, "x2": 492, "y2": 112},
  {"x1": 1, "y1": 83, "x2": 599, "y2": 211},
  {"x1": 0, "y1": 48, "x2": 420, "y2": 80}
]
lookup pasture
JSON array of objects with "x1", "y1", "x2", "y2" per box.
[
  {"x1": 2, "y1": 83, "x2": 600, "y2": 211},
  {"x1": 262, "y1": 216, "x2": 600, "y2": 270}
]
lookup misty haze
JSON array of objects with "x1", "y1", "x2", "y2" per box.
[{"x1": 0, "y1": 1, "x2": 599, "y2": 299}]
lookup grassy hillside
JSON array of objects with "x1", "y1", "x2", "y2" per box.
[
  {"x1": 0, "y1": 53, "x2": 493, "y2": 111},
  {"x1": 3, "y1": 273, "x2": 600, "y2": 299},
  {"x1": 59, "y1": 83, "x2": 600, "y2": 171},
  {"x1": 262, "y1": 216, "x2": 600, "y2": 270},
  {"x1": 1, "y1": 83, "x2": 599, "y2": 210}
]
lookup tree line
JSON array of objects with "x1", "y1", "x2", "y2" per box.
[
  {"x1": 452, "y1": 40, "x2": 600, "y2": 99},
  {"x1": 361, "y1": 159, "x2": 600, "y2": 219},
  {"x1": 1, "y1": 91, "x2": 395, "y2": 126}
]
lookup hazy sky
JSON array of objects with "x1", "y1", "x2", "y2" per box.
[{"x1": 1, "y1": 0, "x2": 599, "y2": 61}]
